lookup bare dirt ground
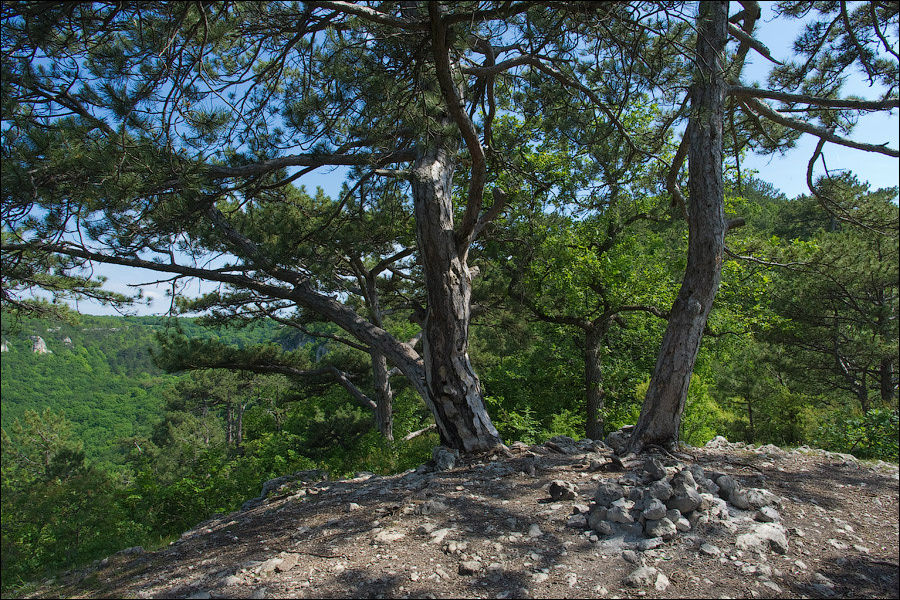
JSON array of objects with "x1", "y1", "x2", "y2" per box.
[{"x1": 18, "y1": 439, "x2": 900, "y2": 599}]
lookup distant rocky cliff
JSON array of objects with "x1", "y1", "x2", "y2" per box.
[{"x1": 30, "y1": 336, "x2": 51, "y2": 354}]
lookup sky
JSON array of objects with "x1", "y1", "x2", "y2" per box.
[{"x1": 55, "y1": 3, "x2": 900, "y2": 316}]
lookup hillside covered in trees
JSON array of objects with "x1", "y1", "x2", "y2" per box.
[{"x1": 1, "y1": 0, "x2": 898, "y2": 593}]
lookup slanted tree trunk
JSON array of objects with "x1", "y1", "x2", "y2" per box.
[
  {"x1": 411, "y1": 146, "x2": 502, "y2": 453},
  {"x1": 585, "y1": 326, "x2": 606, "y2": 440},
  {"x1": 628, "y1": 1, "x2": 729, "y2": 453}
]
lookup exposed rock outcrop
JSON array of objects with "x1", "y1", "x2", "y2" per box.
[{"x1": 31, "y1": 335, "x2": 51, "y2": 354}]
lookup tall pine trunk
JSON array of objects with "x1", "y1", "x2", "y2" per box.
[
  {"x1": 411, "y1": 146, "x2": 502, "y2": 453},
  {"x1": 628, "y1": 1, "x2": 728, "y2": 452},
  {"x1": 585, "y1": 326, "x2": 606, "y2": 440}
]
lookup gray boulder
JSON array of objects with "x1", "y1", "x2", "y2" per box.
[
  {"x1": 642, "y1": 499, "x2": 667, "y2": 521},
  {"x1": 715, "y1": 474, "x2": 737, "y2": 499},
  {"x1": 735, "y1": 522, "x2": 789, "y2": 554},
  {"x1": 433, "y1": 446, "x2": 460, "y2": 471},
  {"x1": 549, "y1": 480, "x2": 578, "y2": 501},
  {"x1": 594, "y1": 482, "x2": 626, "y2": 506},
  {"x1": 667, "y1": 483, "x2": 702, "y2": 514},
  {"x1": 644, "y1": 517, "x2": 677, "y2": 540},
  {"x1": 647, "y1": 480, "x2": 673, "y2": 501},
  {"x1": 643, "y1": 458, "x2": 667, "y2": 481}
]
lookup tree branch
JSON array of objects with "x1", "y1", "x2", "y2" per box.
[
  {"x1": 207, "y1": 150, "x2": 416, "y2": 178},
  {"x1": 738, "y1": 95, "x2": 899, "y2": 157},
  {"x1": 729, "y1": 86, "x2": 899, "y2": 110},
  {"x1": 427, "y1": 3, "x2": 487, "y2": 257}
]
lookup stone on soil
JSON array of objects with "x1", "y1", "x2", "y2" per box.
[
  {"x1": 549, "y1": 480, "x2": 578, "y2": 501},
  {"x1": 594, "y1": 482, "x2": 625, "y2": 506},
  {"x1": 735, "y1": 522, "x2": 789, "y2": 554}
]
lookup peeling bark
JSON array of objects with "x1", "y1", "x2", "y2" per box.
[{"x1": 411, "y1": 146, "x2": 502, "y2": 453}]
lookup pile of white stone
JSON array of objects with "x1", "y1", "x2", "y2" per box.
[{"x1": 581, "y1": 455, "x2": 784, "y2": 549}]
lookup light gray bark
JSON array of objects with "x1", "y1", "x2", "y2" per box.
[{"x1": 411, "y1": 146, "x2": 502, "y2": 453}]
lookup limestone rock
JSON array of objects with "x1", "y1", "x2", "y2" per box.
[
  {"x1": 735, "y1": 522, "x2": 789, "y2": 554},
  {"x1": 594, "y1": 482, "x2": 626, "y2": 506},
  {"x1": 642, "y1": 498, "x2": 667, "y2": 521},
  {"x1": 30, "y1": 336, "x2": 51, "y2": 354},
  {"x1": 648, "y1": 480, "x2": 673, "y2": 501},
  {"x1": 644, "y1": 517, "x2": 677, "y2": 539},
  {"x1": 433, "y1": 446, "x2": 460, "y2": 471},
  {"x1": 624, "y1": 566, "x2": 658, "y2": 587},
  {"x1": 549, "y1": 480, "x2": 578, "y2": 501},
  {"x1": 643, "y1": 458, "x2": 667, "y2": 482},
  {"x1": 754, "y1": 506, "x2": 780, "y2": 523}
]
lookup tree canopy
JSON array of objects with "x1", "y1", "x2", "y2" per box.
[{"x1": 2, "y1": 1, "x2": 897, "y2": 452}]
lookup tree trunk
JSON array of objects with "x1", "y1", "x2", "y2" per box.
[
  {"x1": 746, "y1": 396, "x2": 755, "y2": 444},
  {"x1": 362, "y1": 269, "x2": 395, "y2": 441},
  {"x1": 236, "y1": 401, "x2": 244, "y2": 448},
  {"x1": 411, "y1": 146, "x2": 502, "y2": 453},
  {"x1": 857, "y1": 371, "x2": 870, "y2": 414},
  {"x1": 585, "y1": 326, "x2": 606, "y2": 440},
  {"x1": 880, "y1": 356, "x2": 894, "y2": 404},
  {"x1": 225, "y1": 401, "x2": 233, "y2": 448},
  {"x1": 371, "y1": 349, "x2": 394, "y2": 441},
  {"x1": 628, "y1": 1, "x2": 728, "y2": 453}
]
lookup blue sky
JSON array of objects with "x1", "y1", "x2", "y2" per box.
[{"x1": 64, "y1": 4, "x2": 900, "y2": 316}]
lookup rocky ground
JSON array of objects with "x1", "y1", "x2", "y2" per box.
[{"x1": 18, "y1": 435, "x2": 900, "y2": 599}]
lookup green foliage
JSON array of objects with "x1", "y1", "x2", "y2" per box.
[
  {"x1": 1, "y1": 410, "x2": 147, "y2": 587},
  {"x1": 812, "y1": 409, "x2": 900, "y2": 461}
]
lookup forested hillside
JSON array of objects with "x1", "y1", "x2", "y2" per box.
[{"x1": 0, "y1": 314, "x2": 287, "y2": 464}]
